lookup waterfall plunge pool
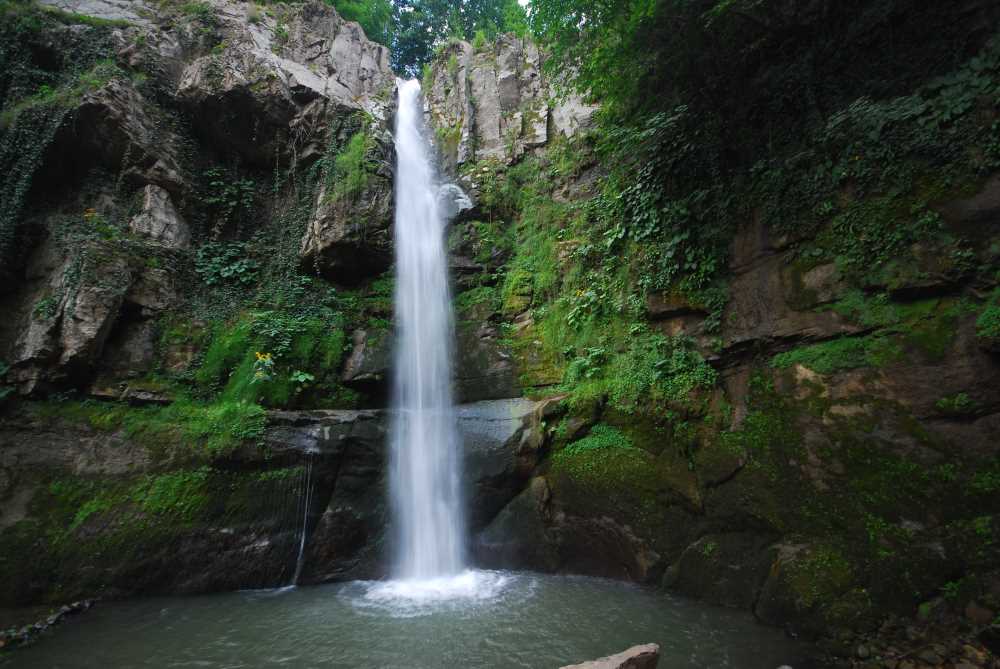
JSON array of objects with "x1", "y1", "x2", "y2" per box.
[{"x1": 3, "y1": 570, "x2": 809, "y2": 668}]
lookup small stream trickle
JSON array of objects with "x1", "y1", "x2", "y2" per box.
[{"x1": 291, "y1": 454, "x2": 314, "y2": 586}]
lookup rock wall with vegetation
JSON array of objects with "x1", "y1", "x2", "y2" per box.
[
  {"x1": 2, "y1": 0, "x2": 1000, "y2": 661},
  {"x1": 420, "y1": 4, "x2": 1000, "y2": 651}
]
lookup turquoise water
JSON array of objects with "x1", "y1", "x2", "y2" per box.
[{"x1": 4, "y1": 571, "x2": 807, "y2": 669}]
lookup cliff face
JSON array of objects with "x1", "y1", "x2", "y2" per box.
[
  {"x1": 0, "y1": 0, "x2": 397, "y2": 395},
  {"x1": 421, "y1": 34, "x2": 595, "y2": 171},
  {"x1": 0, "y1": 0, "x2": 523, "y2": 609},
  {"x1": 419, "y1": 30, "x2": 1000, "y2": 642},
  {"x1": 1, "y1": 0, "x2": 999, "y2": 653}
]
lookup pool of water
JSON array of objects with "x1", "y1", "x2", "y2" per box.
[{"x1": 3, "y1": 571, "x2": 808, "y2": 669}]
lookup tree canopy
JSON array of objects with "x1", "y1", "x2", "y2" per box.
[{"x1": 326, "y1": 0, "x2": 528, "y2": 75}]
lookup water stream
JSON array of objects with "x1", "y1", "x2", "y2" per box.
[
  {"x1": 290, "y1": 454, "x2": 314, "y2": 586},
  {"x1": 388, "y1": 79, "x2": 465, "y2": 582}
]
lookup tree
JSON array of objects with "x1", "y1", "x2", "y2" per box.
[
  {"x1": 327, "y1": 0, "x2": 397, "y2": 48},
  {"x1": 393, "y1": 0, "x2": 531, "y2": 75}
]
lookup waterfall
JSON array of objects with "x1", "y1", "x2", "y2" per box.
[{"x1": 388, "y1": 79, "x2": 465, "y2": 580}]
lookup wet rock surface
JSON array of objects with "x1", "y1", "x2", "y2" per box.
[{"x1": 0, "y1": 600, "x2": 95, "y2": 652}]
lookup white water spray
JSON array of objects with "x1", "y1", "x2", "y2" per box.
[{"x1": 388, "y1": 79, "x2": 465, "y2": 580}]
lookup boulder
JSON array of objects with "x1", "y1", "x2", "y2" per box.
[
  {"x1": 474, "y1": 476, "x2": 559, "y2": 571},
  {"x1": 340, "y1": 329, "x2": 392, "y2": 401},
  {"x1": 661, "y1": 533, "x2": 777, "y2": 609},
  {"x1": 128, "y1": 185, "x2": 190, "y2": 248},
  {"x1": 458, "y1": 398, "x2": 540, "y2": 528},
  {"x1": 559, "y1": 644, "x2": 660, "y2": 669},
  {"x1": 11, "y1": 243, "x2": 135, "y2": 393}
]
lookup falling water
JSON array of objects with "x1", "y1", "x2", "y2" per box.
[
  {"x1": 389, "y1": 79, "x2": 465, "y2": 580},
  {"x1": 291, "y1": 454, "x2": 314, "y2": 586}
]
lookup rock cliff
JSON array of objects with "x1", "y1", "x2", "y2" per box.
[
  {"x1": 419, "y1": 30, "x2": 1000, "y2": 650},
  {"x1": 0, "y1": 0, "x2": 999, "y2": 660}
]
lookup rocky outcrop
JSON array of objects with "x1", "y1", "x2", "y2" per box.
[
  {"x1": 128, "y1": 185, "x2": 190, "y2": 248},
  {"x1": 10, "y1": 242, "x2": 134, "y2": 394},
  {"x1": 297, "y1": 124, "x2": 395, "y2": 283},
  {"x1": 176, "y1": 0, "x2": 395, "y2": 167},
  {"x1": 559, "y1": 644, "x2": 660, "y2": 669},
  {"x1": 424, "y1": 35, "x2": 596, "y2": 171},
  {"x1": 48, "y1": 77, "x2": 187, "y2": 195},
  {"x1": 0, "y1": 397, "x2": 550, "y2": 603}
]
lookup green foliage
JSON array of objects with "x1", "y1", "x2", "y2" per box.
[
  {"x1": 195, "y1": 242, "x2": 260, "y2": 287},
  {"x1": 393, "y1": 0, "x2": 531, "y2": 75},
  {"x1": 564, "y1": 334, "x2": 717, "y2": 413},
  {"x1": 935, "y1": 392, "x2": 980, "y2": 417},
  {"x1": 273, "y1": 22, "x2": 289, "y2": 46},
  {"x1": 192, "y1": 311, "x2": 350, "y2": 410},
  {"x1": 976, "y1": 290, "x2": 1000, "y2": 340},
  {"x1": 180, "y1": 1, "x2": 217, "y2": 29},
  {"x1": 523, "y1": 1, "x2": 1000, "y2": 356},
  {"x1": 199, "y1": 167, "x2": 257, "y2": 236},
  {"x1": 559, "y1": 424, "x2": 634, "y2": 458},
  {"x1": 326, "y1": 0, "x2": 396, "y2": 46},
  {"x1": 0, "y1": 4, "x2": 123, "y2": 267},
  {"x1": 472, "y1": 29, "x2": 487, "y2": 50},
  {"x1": 327, "y1": 129, "x2": 375, "y2": 204}
]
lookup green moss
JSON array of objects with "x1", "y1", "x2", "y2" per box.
[
  {"x1": 132, "y1": 468, "x2": 211, "y2": 520},
  {"x1": 550, "y1": 425, "x2": 669, "y2": 525},
  {"x1": 455, "y1": 285, "x2": 500, "y2": 317},
  {"x1": 0, "y1": 460, "x2": 312, "y2": 606},
  {"x1": 785, "y1": 545, "x2": 855, "y2": 609},
  {"x1": 195, "y1": 320, "x2": 253, "y2": 391},
  {"x1": 33, "y1": 397, "x2": 265, "y2": 458},
  {"x1": 771, "y1": 334, "x2": 903, "y2": 375},
  {"x1": 976, "y1": 289, "x2": 1000, "y2": 339}
]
